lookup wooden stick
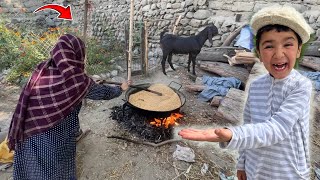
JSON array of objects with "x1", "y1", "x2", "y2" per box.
[
  {"x1": 172, "y1": 15, "x2": 182, "y2": 35},
  {"x1": 127, "y1": 0, "x2": 134, "y2": 81},
  {"x1": 144, "y1": 21, "x2": 148, "y2": 75},
  {"x1": 76, "y1": 129, "x2": 91, "y2": 143},
  {"x1": 107, "y1": 135, "x2": 182, "y2": 147},
  {"x1": 82, "y1": 0, "x2": 89, "y2": 107}
]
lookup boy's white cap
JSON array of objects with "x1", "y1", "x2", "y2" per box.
[{"x1": 250, "y1": 6, "x2": 313, "y2": 44}]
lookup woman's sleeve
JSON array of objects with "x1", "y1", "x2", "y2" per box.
[{"x1": 85, "y1": 83, "x2": 122, "y2": 100}]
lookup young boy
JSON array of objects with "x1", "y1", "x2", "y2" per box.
[{"x1": 178, "y1": 6, "x2": 314, "y2": 180}]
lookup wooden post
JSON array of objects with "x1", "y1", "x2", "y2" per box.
[
  {"x1": 141, "y1": 24, "x2": 145, "y2": 74},
  {"x1": 127, "y1": 0, "x2": 134, "y2": 81},
  {"x1": 82, "y1": 0, "x2": 89, "y2": 72},
  {"x1": 83, "y1": 0, "x2": 89, "y2": 106},
  {"x1": 144, "y1": 21, "x2": 148, "y2": 75},
  {"x1": 172, "y1": 15, "x2": 182, "y2": 35},
  {"x1": 83, "y1": 0, "x2": 88, "y2": 42}
]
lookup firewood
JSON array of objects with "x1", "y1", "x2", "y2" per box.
[
  {"x1": 215, "y1": 88, "x2": 246, "y2": 124},
  {"x1": 304, "y1": 41, "x2": 320, "y2": 57},
  {"x1": 196, "y1": 47, "x2": 245, "y2": 63},
  {"x1": 235, "y1": 51, "x2": 256, "y2": 57},
  {"x1": 234, "y1": 56, "x2": 258, "y2": 61},
  {"x1": 185, "y1": 85, "x2": 205, "y2": 92},
  {"x1": 210, "y1": 96, "x2": 223, "y2": 107},
  {"x1": 299, "y1": 56, "x2": 320, "y2": 71},
  {"x1": 107, "y1": 135, "x2": 182, "y2": 147},
  {"x1": 199, "y1": 61, "x2": 249, "y2": 85},
  {"x1": 226, "y1": 55, "x2": 259, "y2": 66}
]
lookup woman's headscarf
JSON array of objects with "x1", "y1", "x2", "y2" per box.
[{"x1": 8, "y1": 34, "x2": 94, "y2": 150}]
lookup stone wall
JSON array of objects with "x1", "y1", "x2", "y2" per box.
[
  {"x1": 1, "y1": 0, "x2": 320, "y2": 63},
  {"x1": 89, "y1": 0, "x2": 320, "y2": 63},
  {"x1": 0, "y1": 0, "x2": 85, "y2": 31}
]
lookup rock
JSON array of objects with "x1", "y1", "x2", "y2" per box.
[
  {"x1": 194, "y1": 9, "x2": 211, "y2": 20},
  {"x1": 92, "y1": 75, "x2": 101, "y2": 80},
  {"x1": 142, "y1": 5, "x2": 151, "y2": 12},
  {"x1": 198, "y1": 0, "x2": 207, "y2": 6},
  {"x1": 110, "y1": 70, "x2": 118, "y2": 77},
  {"x1": 189, "y1": 19, "x2": 202, "y2": 27},
  {"x1": 100, "y1": 73, "x2": 107, "y2": 79},
  {"x1": 116, "y1": 65, "x2": 125, "y2": 72},
  {"x1": 186, "y1": 12, "x2": 194, "y2": 19}
]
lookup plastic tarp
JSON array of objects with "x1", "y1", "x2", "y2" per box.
[
  {"x1": 300, "y1": 71, "x2": 320, "y2": 91},
  {"x1": 198, "y1": 76, "x2": 241, "y2": 102},
  {"x1": 234, "y1": 25, "x2": 254, "y2": 51}
]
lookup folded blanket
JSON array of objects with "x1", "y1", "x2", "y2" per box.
[
  {"x1": 198, "y1": 76, "x2": 241, "y2": 101},
  {"x1": 299, "y1": 71, "x2": 320, "y2": 91}
]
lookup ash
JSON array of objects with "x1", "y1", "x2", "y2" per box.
[{"x1": 110, "y1": 105, "x2": 173, "y2": 143}]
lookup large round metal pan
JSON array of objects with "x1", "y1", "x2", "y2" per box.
[{"x1": 124, "y1": 83, "x2": 186, "y2": 113}]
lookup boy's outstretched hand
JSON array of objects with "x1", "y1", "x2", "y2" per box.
[{"x1": 178, "y1": 128, "x2": 232, "y2": 142}]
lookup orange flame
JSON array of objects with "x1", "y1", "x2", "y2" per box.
[{"x1": 150, "y1": 113, "x2": 183, "y2": 128}]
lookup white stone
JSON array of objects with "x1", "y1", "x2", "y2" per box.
[
  {"x1": 166, "y1": 3, "x2": 172, "y2": 9},
  {"x1": 185, "y1": 0, "x2": 193, "y2": 7},
  {"x1": 186, "y1": 12, "x2": 194, "y2": 18},
  {"x1": 141, "y1": 0, "x2": 147, "y2": 6},
  {"x1": 110, "y1": 70, "x2": 118, "y2": 77},
  {"x1": 189, "y1": 19, "x2": 202, "y2": 27},
  {"x1": 150, "y1": 4, "x2": 157, "y2": 10},
  {"x1": 194, "y1": 9, "x2": 211, "y2": 20},
  {"x1": 198, "y1": 0, "x2": 206, "y2": 6},
  {"x1": 142, "y1": 4, "x2": 151, "y2": 11},
  {"x1": 171, "y1": 3, "x2": 181, "y2": 9}
]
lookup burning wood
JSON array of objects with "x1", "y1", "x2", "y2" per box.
[
  {"x1": 150, "y1": 113, "x2": 183, "y2": 128},
  {"x1": 110, "y1": 104, "x2": 183, "y2": 143}
]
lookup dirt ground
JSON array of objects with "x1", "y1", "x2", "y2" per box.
[{"x1": 0, "y1": 65, "x2": 319, "y2": 180}]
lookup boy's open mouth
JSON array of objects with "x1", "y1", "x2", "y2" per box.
[{"x1": 273, "y1": 63, "x2": 287, "y2": 70}]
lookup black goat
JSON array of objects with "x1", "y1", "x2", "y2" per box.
[{"x1": 160, "y1": 25, "x2": 218, "y2": 75}]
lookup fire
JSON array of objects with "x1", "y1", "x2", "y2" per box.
[{"x1": 150, "y1": 113, "x2": 183, "y2": 128}]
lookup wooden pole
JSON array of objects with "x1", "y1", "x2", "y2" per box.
[
  {"x1": 83, "y1": 0, "x2": 89, "y2": 106},
  {"x1": 172, "y1": 15, "x2": 182, "y2": 35},
  {"x1": 144, "y1": 21, "x2": 148, "y2": 75},
  {"x1": 127, "y1": 0, "x2": 134, "y2": 81},
  {"x1": 83, "y1": 0, "x2": 88, "y2": 42}
]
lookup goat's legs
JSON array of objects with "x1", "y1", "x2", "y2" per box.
[
  {"x1": 168, "y1": 52, "x2": 175, "y2": 71},
  {"x1": 187, "y1": 53, "x2": 192, "y2": 72},
  {"x1": 161, "y1": 53, "x2": 168, "y2": 75},
  {"x1": 191, "y1": 53, "x2": 198, "y2": 75}
]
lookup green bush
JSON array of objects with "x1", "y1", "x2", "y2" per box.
[
  {"x1": 86, "y1": 38, "x2": 124, "y2": 75},
  {"x1": 0, "y1": 19, "x2": 124, "y2": 84}
]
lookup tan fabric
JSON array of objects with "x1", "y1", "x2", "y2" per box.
[
  {"x1": 129, "y1": 84, "x2": 181, "y2": 111},
  {"x1": 0, "y1": 138, "x2": 14, "y2": 163},
  {"x1": 250, "y1": 6, "x2": 313, "y2": 44}
]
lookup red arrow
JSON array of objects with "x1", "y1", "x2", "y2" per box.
[{"x1": 34, "y1": 4, "x2": 72, "y2": 20}]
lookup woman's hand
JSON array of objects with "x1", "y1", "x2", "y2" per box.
[
  {"x1": 237, "y1": 170, "x2": 247, "y2": 180},
  {"x1": 178, "y1": 128, "x2": 232, "y2": 142},
  {"x1": 120, "y1": 80, "x2": 132, "y2": 91}
]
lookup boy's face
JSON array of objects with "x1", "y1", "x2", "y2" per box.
[{"x1": 257, "y1": 29, "x2": 302, "y2": 79}]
